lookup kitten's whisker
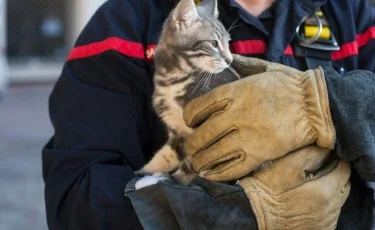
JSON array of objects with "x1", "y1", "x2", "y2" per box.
[
  {"x1": 195, "y1": 72, "x2": 208, "y2": 88},
  {"x1": 228, "y1": 66, "x2": 241, "y2": 80},
  {"x1": 206, "y1": 73, "x2": 213, "y2": 91},
  {"x1": 189, "y1": 75, "x2": 205, "y2": 96},
  {"x1": 191, "y1": 63, "x2": 205, "y2": 74},
  {"x1": 201, "y1": 71, "x2": 214, "y2": 96},
  {"x1": 196, "y1": 73, "x2": 207, "y2": 97},
  {"x1": 199, "y1": 72, "x2": 211, "y2": 96},
  {"x1": 207, "y1": 71, "x2": 215, "y2": 88},
  {"x1": 199, "y1": 78, "x2": 208, "y2": 96},
  {"x1": 228, "y1": 24, "x2": 244, "y2": 33},
  {"x1": 228, "y1": 18, "x2": 240, "y2": 32},
  {"x1": 188, "y1": 70, "x2": 208, "y2": 97}
]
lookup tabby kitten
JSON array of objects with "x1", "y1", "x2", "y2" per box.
[{"x1": 138, "y1": 0, "x2": 240, "y2": 183}]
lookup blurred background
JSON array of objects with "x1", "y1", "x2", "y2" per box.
[
  {"x1": 0, "y1": 0, "x2": 105, "y2": 229},
  {"x1": 1, "y1": 1, "x2": 375, "y2": 230}
]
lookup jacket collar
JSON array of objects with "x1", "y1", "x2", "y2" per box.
[
  {"x1": 269, "y1": 0, "x2": 328, "y2": 61},
  {"x1": 221, "y1": 0, "x2": 328, "y2": 61}
]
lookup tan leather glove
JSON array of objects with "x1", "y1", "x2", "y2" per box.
[
  {"x1": 183, "y1": 55, "x2": 335, "y2": 181},
  {"x1": 238, "y1": 145, "x2": 351, "y2": 230}
]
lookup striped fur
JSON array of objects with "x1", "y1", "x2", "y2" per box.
[{"x1": 138, "y1": 0, "x2": 239, "y2": 184}]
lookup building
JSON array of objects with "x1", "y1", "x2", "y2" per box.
[{"x1": 0, "y1": 0, "x2": 105, "y2": 88}]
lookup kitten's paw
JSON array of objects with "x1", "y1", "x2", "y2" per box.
[
  {"x1": 152, "y1": 172, "x2": 170, "y2": 178},
  {"x1": 134, "y1": 169, "x2": 151, "y2": 177},
  {"x1": 172, "y1": 168, "x2": 197, "y2": 186},
  {"x1": 199, "y1": 170, "x2": 210, "y2": 178},
  {"x1": 135, "y1": 175, "x2": 170, "y2": 190}
]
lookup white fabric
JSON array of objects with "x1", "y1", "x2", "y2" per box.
[{"x1": 135, "y1": 175, "x2": 169, "y2": 190}]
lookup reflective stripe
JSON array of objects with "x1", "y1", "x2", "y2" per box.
[
  {"x1": 284, "y1": 45, "x2": 294, "y2": 55},
  {"x1": 286, "y1": 27, "x2": 375, "y2": 60},
  {"x1": 332, "y1": 41, "x2": 358, "y2": 60},
  {"x1": 230, "y1": 40, "x2": 266, "y2": 55},
  {"x1": 332, "y1": 26, "x2": 375, "y2": 60},
  {"x1": 357, "y1": 26, "x2": 375, "y2": 48},
  {"x1": 145, "y1": 44, "x2": 157, "y2": 61},
  {"x1": 67, "y1": 37, "x2": 145, "y2": 61},
  {"x1": 67, "y1": 27, "x2": 375, "y2": 61},
  {"x1": 230, "y1": 42, "x2": 295, "y2": 56}
]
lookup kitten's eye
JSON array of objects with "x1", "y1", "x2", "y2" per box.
[{"x1": 209, "y1": 40, "x2": 219, "y2": 48}]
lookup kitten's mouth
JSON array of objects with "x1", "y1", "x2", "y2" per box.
[
  {"x1": 201, "y1": 66, "x2": 227, "y2": 74},
  {"x1": 197, "y1": 62, "x2": 229, "y2": 74},
  {"x1": 210, "y1": 61, "x2": 231, "y2": 73},
  {"x1": 215, "y1": 66, "x2": 230, "y2": 73},
  {"x1": 203, "y1": 69, "x2": 225, "y2": 74}
]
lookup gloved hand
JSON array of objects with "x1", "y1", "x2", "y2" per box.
[
  {"x1": 183, "y1": 55, "x2": 335, "y2": 181},
  {"x1": 238, "y1": 145, "x2": 351, "y2": 230}
]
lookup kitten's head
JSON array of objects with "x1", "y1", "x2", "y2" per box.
[{"x1": 160, "y1": 0, "x2": 232, "y2": 74}]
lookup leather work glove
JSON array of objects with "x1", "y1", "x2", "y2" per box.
[
  {"x1": 183, "y1": 55, "x2": 335, "y2": 181},
  {"x1": 238, "y1": 145, "x2": 351, "y2": 230}
]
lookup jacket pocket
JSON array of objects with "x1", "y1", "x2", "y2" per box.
[{"x1": 88, "y1": 164, "x2": 143, "y2": 230}]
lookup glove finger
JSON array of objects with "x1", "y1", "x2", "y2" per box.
[
  {"x1": 267, "y1": 160, "x2": 351, "y2": 228},
  {"x1": 296, "y1": 160, "x2": 351, "y2": 203},
  {"x1": 183, "y1": 84, "x2": 234, "y2": 128},
  {"x1": 253, "y1": 145, "x2": 331, "y2": 194},
  {"x1": 231, "y1": 55, "x2": 269, "y2": 76},
  {"x1": 184, "y1": 111, "x2": 236, "y2": 156},
  {"x1": 232, "y1": 54, "x2": 302, "y2": 76},
  {"x1": 286, "y1": 160, "x2": 351, "y2": 224},
  {"x1": 190, "y1": 131, "x2": 245, "y2": 173},
  {"x1": 203, "y1": 161, "x2": 251, "y2": 182},
  {"x1": 337, "y1": 162, "x2": 352, "y2": 208},
  {"x1": 316, "y1": 160, "x2": 351, "y2": 192}
]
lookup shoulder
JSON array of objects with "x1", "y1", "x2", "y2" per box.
[
  {"x1": 97, "y1": 0, "x2": 168, "y2": 32},
  {"x1": 76, "y1": 0, "x2": 166, "y2": 45},
  {"x1": 102, "y1": 0, "x2": 165, "y2": 14},
  {"x1": 325, "y1": 0, "x2": 375, "y2": 32},
  {"x1": 94, "y1": 0, "x2": 165, "y2": 24},
  {"x1": 326, "y1": 0, "x2": 374, "y2": 19}
]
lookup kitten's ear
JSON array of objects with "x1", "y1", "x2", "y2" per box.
[
  {"x1": 172, "y1": 0, "x2": 198, "y2": 29},
  {"x1": 199, "y1": 0, "x2": 219, "y2": 18}
]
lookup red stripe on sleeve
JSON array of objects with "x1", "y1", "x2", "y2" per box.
[
  {"x1": 332, "y1": 26, "x2": 375, "y2": 60},
  {"x1": 145, "y1": 44, "x2": 157, "y2": 61},
  {"x1": 67, "y1": 37, "x2": 145, "y2": 61},
  {"x1": 332, "y1": 41, "x2": 359, "y2": 61},
  {"x1": 357, "y1": 26, "x2": 375, "y2": 48},
  {"x1": 284, "y1": 45, "x2": 294, "y2": 55},
  {"x1": 230, "y1": 40, "x2": 266, "y2": 55}
]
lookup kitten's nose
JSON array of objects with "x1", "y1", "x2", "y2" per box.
[{"x1": 225, "y1": 56, "x2": 233, "y2": 65}]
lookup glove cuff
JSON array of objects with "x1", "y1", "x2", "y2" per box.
[
  {"x1": 238, "y1": 172, "x2": 347, "y2": 230},
  {"x1": 238, "y1": 177, "x2": 285, "y2": 230},
  {"x1": 304, "y1": 67, "x2": 336, "y2": 149},
  {"x1": 237, "y1": 178, "x2": 265, "y2": 230}
]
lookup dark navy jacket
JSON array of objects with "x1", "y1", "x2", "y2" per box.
[{"x1": 43, "y1": 0, "x2": 375, "y2": 229}]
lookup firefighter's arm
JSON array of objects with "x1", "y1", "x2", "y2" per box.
[
  {"x1": 183, "y1": 56, "x2": 352, "y2": 229},
  {"x1": 321, "y1": 0, "x2": 375, "y2": 181},
  {"x1": 353, "y1": 0, "x2": 375, "y2": 71},
  {"x1": 183, "y1": 55, "x2": 375, "y2": 183},
  {"x1": 42, "y1": 1, "x2": 162, "y2": 229},
  {"x1": 324, "y1": 66, "x2": 375, "y2": 181}
]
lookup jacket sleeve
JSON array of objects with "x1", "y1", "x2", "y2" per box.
[
  {"x1": 352, "y1": 0, "x2": 375, "y2": 71},
  {"x1": 42, "y1": 1, "x2": 167, "y2": 229},
  {"x1": 323, "y1": 0, "x2": 375, "y2": 181},
  {"x1": 324, "y1": 67, "x2": 375, "y2": 182}
]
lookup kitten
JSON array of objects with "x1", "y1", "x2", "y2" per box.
[{"x1": 138, "y1": 0, "x2": 240, "y2": 184}]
